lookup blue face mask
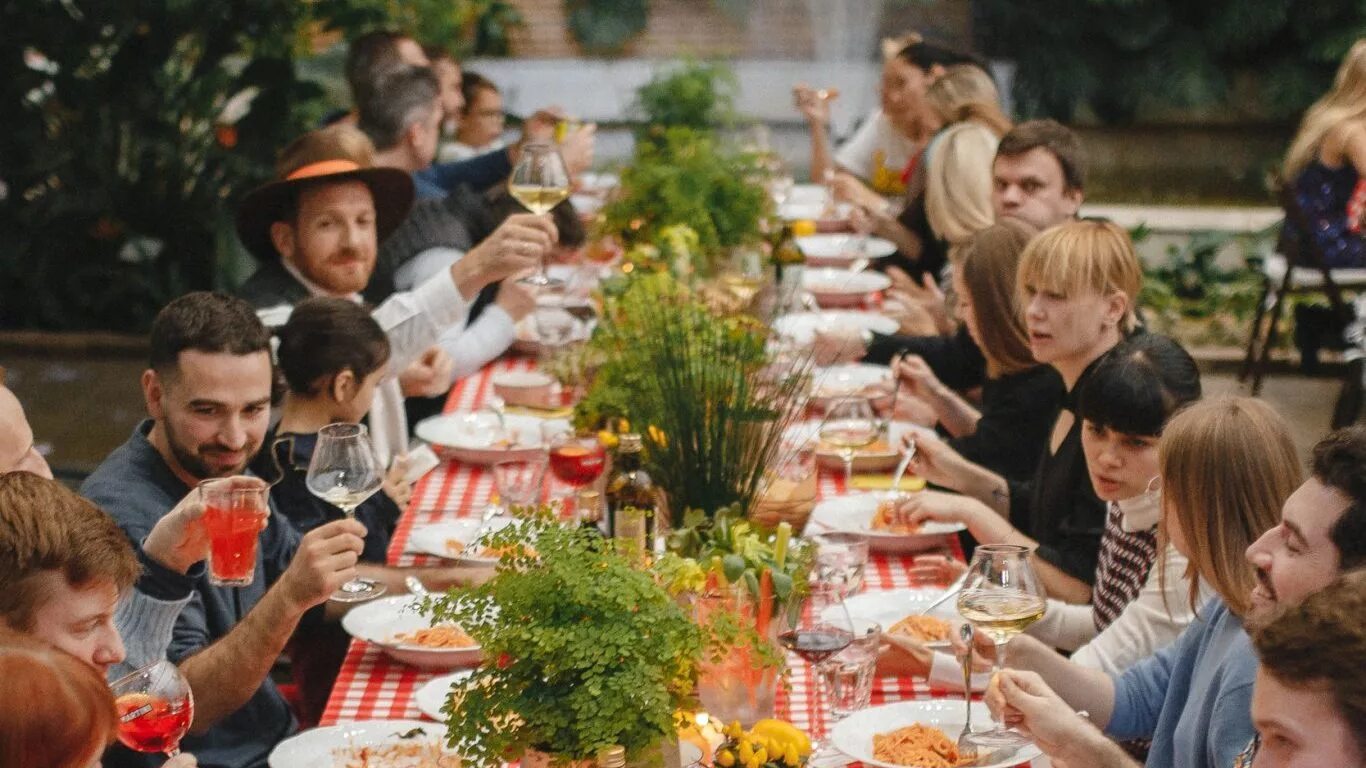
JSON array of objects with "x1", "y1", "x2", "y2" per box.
[{"x1": 1116, "y1": 476, "x2": 1161, "y2": 532}]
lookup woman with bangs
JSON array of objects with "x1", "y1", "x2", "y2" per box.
[
  {"x1": 890, "y1": 217, "x2": 1062, "y2": 484},
  {"x1": 894, "y1": 219, "x2": 1143, "y2": 603}
]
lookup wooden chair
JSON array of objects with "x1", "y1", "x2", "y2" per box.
[{"x1": 1240, "y1": 185, "x2": 1366, "y2": 425}]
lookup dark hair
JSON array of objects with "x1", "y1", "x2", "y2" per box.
[
  {"x1": 996, "y1": 119, "x2": 1087, "y2": 191},
  {"x1": 422, "y1": 44, "x2": 454, "y2": 64},
  {"x1": 276, "y1": 297, "x2": 390, "y2": 395},
  {"x1": 149, "y1": 292, "x2": 271, "y2": 375},
  {"x1": 358, "y1": 65, "x2": 439, "y2": 151},
  {"x1": 460, "y1": 71, "x2": 499, "y2": 115},
  {"x1": 346, "y1": 29, "x2": 416, "y2": 104},
  {"x1": 1078, "y1": 333, "x2": 1201, "y2": 437},
  {"x1": 896, "y1": 41, "x2": 988, "y2": 74},
  {"x1": 1310, "y1": 426, "x2": 1366, "y2": 569},
  {"x1": 1254, "y1": 569, "x2": 1366, "y2": 753}
]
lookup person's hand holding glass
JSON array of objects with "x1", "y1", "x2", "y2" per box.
[
  {"x1": 955, "y1": 544, "x2": 1046, "y2": 748},
  {"x1": 510, "y1": 142, "x2": 571, "y2": 287},
  {"x1": 306, "y1": 423, "x2": 385, "y2": 603}
]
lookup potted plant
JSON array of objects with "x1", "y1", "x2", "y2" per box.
[{"x1": 422, "y1": 512, "x2": 704, "y2": 767}]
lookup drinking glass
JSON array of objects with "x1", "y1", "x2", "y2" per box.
[
  {"x1": 779, "y1": 582, "x2": 854, "y2": 756},
  {"x1": 306, "y1": 422, "x2": 385, "y2": 603},
  {"x1": 493, "y1": 457, "x2": 548, "y2": 509},
  {"x1": 198, "y1": 476, "x2": 269, "y2": 587},
  {"x1": 542, "y1": 423, "x2": 607, "y2": 491},
  {"x1": 820, "y1": 619, "x2": 882, "y2": 722},
  {"x1": 111, "y1": 660, "x2": 193, "y2": 757},
  {"x1": 813, "y1": 532, "x2": 869, "y2": 597},
  {"x1": 955, "y1": 544, "x2": 1047, "y2": 748},
  {"x1": 510, "y1": 142, "x2": 571, "y2": 287},
  {"x1": 720, "y1": 247, "x2": 766, "y2": 305},
  {"x1": 819, "y1": 396, "x2": 878, "y2": 485},
  {"x1": 531, "y1": 286, "x2": 580, "y2": 351}
]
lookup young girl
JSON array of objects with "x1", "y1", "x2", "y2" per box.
[
  {"x1": 898, "y1": 219, "x2": 1141, "y2": 603},
  {"x1": 892, "y1": 217, "x2": 1061, "y2": 483}
]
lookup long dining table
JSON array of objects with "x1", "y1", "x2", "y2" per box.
[{"x1": 319, "y1": 353, "x2": 1042, "y2": 765}]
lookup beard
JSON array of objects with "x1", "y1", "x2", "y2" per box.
[{"x1": 162, "y1": 416, "x2": 258, "y2": 482}]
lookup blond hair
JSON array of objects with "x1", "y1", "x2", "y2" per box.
[
  {"x1": 1284, "y1": 39, "x2": 1366, "y2": 179},
  {"x1": 1157, "y1": 397, "x2": 1302, "y2": 617},
  {"x1": 1016, "y1": 219, "x2": 1143, "y2": 332},
  {"x1": 925, "y1": 65, "x2": 1012, "y2": 137},
  {"x1": 925, "y1": 122, "x2": 1000, "y2": 247}
]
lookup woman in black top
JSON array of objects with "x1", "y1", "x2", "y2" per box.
[
  {"x1": 892, "y1": 217, "x2": 1062, "y2": 482},
  {"x1": 895, "y1": 220, "x2": 1143, "y2": 604}
]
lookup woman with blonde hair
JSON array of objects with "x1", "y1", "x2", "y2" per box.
[
  {"x1": 892, "y1": 217, "x2": 1062, "y2": 483},
  {"x1": 894, "y1": 220, "x2": 1142, "y2": 602},
  {"x1": 1283, "y1": 38, "x2": 1366, "y2": 267}
]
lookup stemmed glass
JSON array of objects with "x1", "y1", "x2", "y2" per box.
[
  {"x1": 955, "y1": 544, "x2": 1047, "y2": 748},
  {"x1": 306, "y1": 422, "x2": 386, "y2": 603},
  {"x1": 510, "y1": 142, "x2": 571, "y2": 287},
  {"x1": 819, "y1": 396, "x2": 878, "y2": 486},
  {"x1": 111, "y1": 660, "x2": 193, "y2": 757},
  {"x1": 541, "y1": 422, "x2": 607, "y2": 509},
  {"x1": 779, "y1": 582, "x2": 855, "y2": 757},
  {"x1": 720, "y1": 247, "x2": 766, "y2": 305}
]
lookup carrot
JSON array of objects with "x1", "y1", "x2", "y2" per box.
[{"x1": 756, "y1": 568, "x2": 774, "y2": 637}]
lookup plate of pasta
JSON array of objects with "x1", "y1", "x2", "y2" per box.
[
  {"x1": 830, "y1": 700, "x2": 1040, "y2": 768},
  {"x1": 341, "y1": 596, "x2": 482, "y2": 669},
  {"x1": 805, "y1": 494, "x2": 964, "y2": 552},
  {"x1": 268, "y1": 719, "x2": 461, "y2": 768},
  {"x1": 408, "y1": 517, "x2": 519, "y2": 567}
]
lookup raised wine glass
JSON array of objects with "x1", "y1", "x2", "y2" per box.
[
  {"x1": 111, "y1": 660, "x2": 193, "y2": 757},
  {"x1": 510, "y1": 142, "x2": 571, "y2": 288},
  {"x1": 779, "y1": 581, "x2": 854, "y2": 757},
  {"x1": 819, "y1": 396, "x2": 878, "y2": 486},
  {"x1": 955, "y1": 544, "x2": 1047, "y2": 748},
  {"x1": 306, "y1": 422, "x2": 386, "y2": 603}
]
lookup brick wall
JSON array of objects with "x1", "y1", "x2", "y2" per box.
[{"x1": 507, "y1": 0, "x2": 971, "y2": 59}]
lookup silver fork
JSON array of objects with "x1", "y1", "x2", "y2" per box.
[{"x1": 957, "y1": 622, "x2": 980, "y2": 760}]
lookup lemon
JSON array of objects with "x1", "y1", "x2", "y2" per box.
[{"x1": 751, "y1": 719, "x2": 811, "y2": 756}]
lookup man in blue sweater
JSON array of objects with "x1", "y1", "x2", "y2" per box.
[
  {"x1": 82, "y1": 293, "x2": 367, "y2": 768},
  {"x1": 987, "y1": 426, "x2": 1366, "y2": 768}
]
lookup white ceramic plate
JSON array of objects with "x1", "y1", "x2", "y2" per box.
[
  {"x1": 796, "y1": 234, "x2": 896, "y2": 266},
  {"x1": 803, "y1": 268, "x2": 893, "y2": 307},
  {"x1": 269, "y1": 719, "x2": 458, "y2": 768},
  {"x1": 340, "y1": 596, "x2": 482, "y2": 670},
  {"x1": 772, "y1": 311, "x2": 898, "y2": 346},
  {"x1": 787, "y1": 420, "x2": 928, "y2": 474},
  {"x1": 787, "y1": 183, "x2": 828, "y2": 204},
  {"x1": 840, "y1": 587, "x2": 961, "y2": 652},
  {"x1": 831, "y1": 700, "x2": 1041, "y2": 768},
  {"x1": 415, "y1": 670, "x2": 476, "y2": 721},
  {"x1": 780, "y1": 201, "x2": 852, "y2": 222},
  {"x1": 809, "y1": 363, "x2": 893, "y2": 401},
  {"x1": 408, "y1": 517, "x2": 517, "y2": 567},
  {"x1": 414, "y1": 412, "x2": 569, "y2": 465},
  {"x1": 805, "y1": 492, "x2": 965, "y2": 552}
]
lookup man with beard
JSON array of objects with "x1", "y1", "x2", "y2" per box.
[
  {"x1": 985, "y1": 426, "x2": 1366, "y2": 768},
  {"x1": 81, "y1": 293, "x2": 367, "y2": 768}
]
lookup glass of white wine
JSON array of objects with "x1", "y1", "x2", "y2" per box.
[
  {"x1": 510, "y1": 142, "x2": 571, "y2": 288},
  {"x1": 956, "y1": 543, "x2": 1047, "y2": 748},
  {"x1": 720, "y1": 246, "x2": 766, "y2": 305},
  {"x1": 306, "y1": 422, "x2": 386, "y2": 603},
  {"x1": 819, "y1": 396, "x2": 878, "y2": 486}
]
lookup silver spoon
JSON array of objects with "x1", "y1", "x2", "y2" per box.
[{"x1": 957, "y1": 622, "x2": 980, "y2": 759}]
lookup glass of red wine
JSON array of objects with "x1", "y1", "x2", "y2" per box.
[
  {"x1": 779, "y1": 582, "x2": 854, "y2": 756},
  {"x1": 110, "y1": 660, "x2": 193, "y2": 757},
  {"x1": 541, "y1": 422, "x2": 607, "y2": 513}
]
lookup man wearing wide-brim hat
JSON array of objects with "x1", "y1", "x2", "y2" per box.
[{"x1": 234, "y1": 124, "x2": 554, "y2": 464}]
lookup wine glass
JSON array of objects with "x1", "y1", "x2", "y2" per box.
[
  {"x1": 531, "y1": 286, "x2": 580, "y2": 351},
  {"x1": 819, "y1": 396, "x2": 878, "y2": 486},
  {"x1": 110, "y1": 660, "x2": 193, "y2": 757},
  {"x1": 306, "y1": 422, "x2": 386, "y2": 603},
  {"x1": 720, "y1": 247, "x2": 766, "y2": 305},
  {"x1": 510, "y1": 142, "x2": 571, "y2": 287},
  {"x1": 955, "y1": 544, "x2": 1047, "y2": 748},
  {"x1": 780, "y1": 582, "x2": 854, "y2": 756}
]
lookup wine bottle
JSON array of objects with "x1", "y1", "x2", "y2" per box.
[
  {"x1": 576, "y1": 489, "x2": 605, "y2": 537},
  {"x1": 605, "y1": 434, "x2": 658, "y2": 552}
]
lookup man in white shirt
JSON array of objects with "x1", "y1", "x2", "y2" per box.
[{"x1": 234, "y1": 123, "x2": 552, "y2": 465}]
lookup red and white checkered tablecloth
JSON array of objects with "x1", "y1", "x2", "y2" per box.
[{"x1": 319, "y1": 355, "x2": 1013, "y2": 758}]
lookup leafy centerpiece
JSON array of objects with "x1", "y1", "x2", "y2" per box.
[{"x1": 424, "y1": 513, "x2": 704, "y2": 766}]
